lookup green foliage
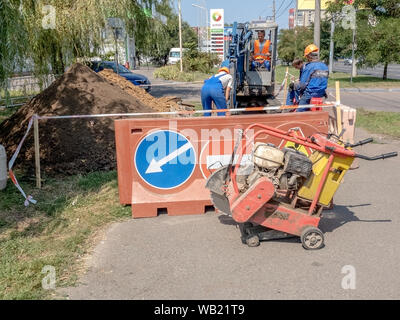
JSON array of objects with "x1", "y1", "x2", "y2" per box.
[
  {"x1": 278, "y1": 27, "x2": 314, "y2": 65},
  {"x1": 139, "y1": 0, "x2": 198, "y2": 66},
  {"x1": 327, "y1": 0, "x2": 400, "y2": 79},
  {"x1": 77, "y1": 171, "x2": 118, "y2": 192},
  {"x1": 182, "y1": 46, "x2": 220, "y2": 74},
  {"x1": 277, "y1": 29, "x2": 297, "y2": 64},
  {"x1": 0, "y1": 0, "x2": 183, "y2": 86},
  {"x1": 0, "y1": 0, "x2": 28, "y2": 87},
  {"x1": 356, "y1": 108, "x2": 400, "y2": 138},
  {"x1": 153, "y1": 65, "x2": 195, "y2": 81},
  {"x1": 153, "y1": 44, "x2": 219, "y2": 81},
  {"x1": 278, "y1": 21, "x2": 332, "y2": 65},
  {"x1": 0, "y1": 170, "x2": 129, "y2": 299}
]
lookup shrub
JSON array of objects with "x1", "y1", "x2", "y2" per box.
[
  {"x1": 153, "y1": 65, "x2": 195, "y2": 82},
  {"x1": 182, "y1": 48, "x2": 220, "y2": 74}
]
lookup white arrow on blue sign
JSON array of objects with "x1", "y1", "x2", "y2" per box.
[{"x1": 134, "y1": 130, "x2": 196, "y2": 190}]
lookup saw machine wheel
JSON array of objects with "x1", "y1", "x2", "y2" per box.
[
  {"x1": 301, "y1": 227, "x2": 325, "y2": 250},
  {"x1": 245, "y1": 235, "x2": 260, "y2": 247}
]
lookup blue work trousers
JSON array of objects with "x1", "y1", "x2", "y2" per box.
[
  {"x1": 286, "y1": 89, "x2": 301, "y2": 106},
  {"x1": 201, "y1": 76, "x2": 227, "y2": 117},
  {"x1": 297, "y1": 92, "x2": 312, "y2": 112},
  {"x1": 251, "y1": 60, "x2": 271, "y2": 71}
]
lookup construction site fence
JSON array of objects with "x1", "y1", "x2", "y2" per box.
[{"x1": 0, "y1": 74, "x2": 56, "y2": 108}]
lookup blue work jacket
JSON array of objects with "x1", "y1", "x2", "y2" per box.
[{"x1": 298, "y1": 61, "x2": 329, "y2": 97}]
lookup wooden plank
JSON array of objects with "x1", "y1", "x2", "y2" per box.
[
  {"x1": 33, "y1": 115, "x2": 41, "y2": 189},
  {"x1": 282, "y1": 67, "x2": 289, "y2": 106},
  {"x1": 335, "y1": 81, "x2": 342, "y2": 135}
]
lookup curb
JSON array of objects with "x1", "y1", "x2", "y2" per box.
[{"x1": 327, "y1": 88, "x2": 400, "y2": 93}]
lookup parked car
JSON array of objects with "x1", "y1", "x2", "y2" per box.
[
  {"x1": 344, "y1": 58, "x2": 352, "y2": 66},
  {"x1": 167, "y1": 48, "x2": 188, "y2": 65},
  {"x1": 89, "y1": 61, "x2": 151, "y2": 92}
]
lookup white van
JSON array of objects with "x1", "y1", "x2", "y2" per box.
[{"x1": 168, "y1": 48, "x2": 186, "y2": 65}]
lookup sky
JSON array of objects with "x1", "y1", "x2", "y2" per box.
[{"x1": 173, "y1": 0, "x2": 293, "y2": 29}]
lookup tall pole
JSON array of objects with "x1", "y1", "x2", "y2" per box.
[
  {"x1": 200, "y1": 6, "x2": 204, "y2": 51},
  {"x1": 197, "y1": 10, "x2": 200, "y2": 50},
  {"x1": 314, "y1": 0, "x2": 321, "y2": 48},
  {"x1": 203, "y1": 0, "x2": 208, "y2": 53},
  {"x1": 206, "y1": 7, "x2": 209, "y2": 53},
  {"x1": 178, "y1": 0, "x2": 183, "y2": 72},
  {"x1": 329, "y1": 18, "x2": 335, "y2": 74},
  {"x1": 114, "y1": 29, "x2": 119, "y2": 75},
  {"x1": 273, "y1": 0, "x2": 276, "y2": 21},
  {"x1": 350, "y1": 27, "x2": 357, "y2": 82}
]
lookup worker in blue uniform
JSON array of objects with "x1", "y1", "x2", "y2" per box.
[
  {"x1": 286, "y1": 58, "x2": 305, "y2": 106},
  {"x1": 296, "y1": 44, "x2": 329, "y2": 112},
  {"x1": 201, "y1": 60, "x2": 233, "y2": 116}
]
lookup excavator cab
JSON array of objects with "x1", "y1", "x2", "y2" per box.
[
  {"x1": 244, "y1": 21, "x2": 278, "y2": 101},
  {"x1": 226, "y1": 20, "x2": 278, "y2": 109}
]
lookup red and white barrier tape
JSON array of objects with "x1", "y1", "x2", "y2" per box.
[
  {"x1": 9, "y1": 103, "x2": 338, "y2": 205},
  {"x1": 8, "y1": 116, "x2": 37, "y2": 206}
]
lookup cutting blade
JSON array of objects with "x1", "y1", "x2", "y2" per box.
[
  {"x1": 210, "y1": 191, "x2": 232, "y2": 216},
  {"x1": 205, "y1": 166, "x2": 232, "y2": 215}
]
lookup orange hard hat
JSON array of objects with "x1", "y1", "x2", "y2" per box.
[
  {"x1": 218, "y1": 67, "x2": 230, "y2": 74},
  {"x1": 304, "y1": 44, "x2": 319, "y2": 57}
]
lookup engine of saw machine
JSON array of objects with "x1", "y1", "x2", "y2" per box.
[
  {"x1": 237, "y1": 144, "x2": 313, "y2": 197},
  {"x1": 236, "y1": 143, "x2": 354, "y2": 207}
]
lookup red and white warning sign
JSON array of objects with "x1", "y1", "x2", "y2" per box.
[{"x1": 199, "y1": 140, "x2": 252, "y2": 179}]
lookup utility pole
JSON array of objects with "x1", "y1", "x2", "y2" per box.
[
  {"x1": 178, "y1": 0, "x2": 183, "y2": 72},
  {"x1": 273, "y1": 0, "x2": 276, "y2": 21},
  {"x1": 350, "y1": 26, "x2": 357, "y2": 82},
  {"x1": 314, "y1": 0, "x2": 321, "y2": 48},
  {"x1": 328, "y1": 17, "x2": 335, "y2": 74},
  {"x1": 114, "y1": 28, "x2": 119, "y2": 75}
]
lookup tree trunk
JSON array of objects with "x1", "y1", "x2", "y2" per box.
[{"x1": 383, "y1": 62, "x2": 388, "y2": 80}]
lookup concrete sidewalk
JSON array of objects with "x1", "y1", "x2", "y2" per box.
[{"x1": 62, "y1": 128, "x2": 400, "y2": 300}]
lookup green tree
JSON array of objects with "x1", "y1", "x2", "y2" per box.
[
  {"x1": 0, "y1": 0, "x2": 169, "y2": 86},
  {"x1": 278, "y1": 29, "x2": 296, "y2": 64},
  {"x1": 0, "y1": 0, "x2": 28, "y2": 88},
  {"x1": 327, "y1": 0, "x2": 400, "y2": 79},
  {"x1": 278, "y1": 27, "x2": 314, "y2": 65}
]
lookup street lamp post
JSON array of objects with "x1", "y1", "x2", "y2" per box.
[
  {"x1": 192, "y1": 3, "x2": 208, "y2": 53},
  {"x1": 314, "y1": 0, "x2": 321, "y2": 48},
  {"x1": 192, "y1": 4, "x2": 201, "y2": 50},
  {"x1": 178, "y1": 0, "x2": 183, "y2": 72}
]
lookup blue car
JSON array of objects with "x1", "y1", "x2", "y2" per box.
[{"x1": 89, "y1": 61, "x2": 151, "y2": 92}]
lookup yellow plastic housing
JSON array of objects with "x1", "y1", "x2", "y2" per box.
[{"x1": 297, "y1": 151, "x2": 354, "y2": 206}]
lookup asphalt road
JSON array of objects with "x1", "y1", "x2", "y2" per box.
[
  {"x1": 137, "y1": 67, "x2": 400, "y2": 112},
  {"x1": 63, "y1": 129, "x2": 400, "y2": 300},
  {"x1": 61, "y1": 68, "x2": 400, "y2": 300},
  {"x1": 333, "y1": 61, "x2": 400, "y2": 80}
]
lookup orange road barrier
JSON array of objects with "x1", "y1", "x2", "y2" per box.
[{"x1": 114, "y1": 112, "x2": 329, "y2": 218}]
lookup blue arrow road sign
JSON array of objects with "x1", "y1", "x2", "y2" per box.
[{"x1": 134, "y1": 130, "x2": 196, "y2": 190}]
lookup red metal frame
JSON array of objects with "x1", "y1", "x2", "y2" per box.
[{"x1": 227, "y1": 123, "x2": 355, "y2": 237}]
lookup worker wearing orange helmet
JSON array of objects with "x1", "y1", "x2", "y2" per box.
[
  {"x1": 250, "y1": 30, "x2": 271, "y2": 71},
  {"x1": 296, "y1": 44, "x2": 329, "y2": 112},
  {"x1": 201, "y1": 60, "x2": 233, "y2": 116}
]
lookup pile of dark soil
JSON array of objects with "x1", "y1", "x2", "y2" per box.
[
  {"x1": 0, "y1": 63, "x2": 154, "y2": 175},
  {"x1": 99, "y1": 69, "x2": 188, "y2": 112}
]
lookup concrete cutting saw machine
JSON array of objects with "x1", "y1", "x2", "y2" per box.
[{"x1": 205, "y1": 124, "x2": 398, "y2": 250}]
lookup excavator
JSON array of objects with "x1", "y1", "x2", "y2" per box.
[{"x1": 225, "y1": 20, "x2": 280, "y2": 109}]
